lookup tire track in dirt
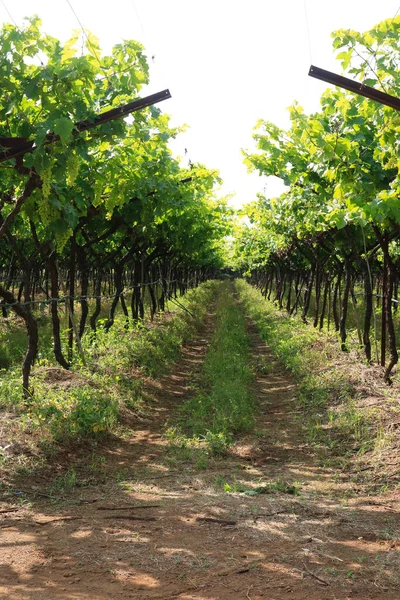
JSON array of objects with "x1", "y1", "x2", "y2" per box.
[{"x1": 0, "y1": 296, "x2": 399, "y2": 599}]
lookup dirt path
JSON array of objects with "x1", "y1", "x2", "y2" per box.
[{"x1": 0, "y1": 307, "x2": 399, "y2": 599}]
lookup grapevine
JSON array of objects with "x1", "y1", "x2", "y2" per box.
[
  {"x1": 236, "y1": 16, "x2": 400, "y2": 381},
  {"x1": 0, "y1": 17, "x2": 230, "y2": 394}
]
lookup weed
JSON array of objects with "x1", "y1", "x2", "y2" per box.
[
  {"x1": 214, "y1": 475, "x2": 227, "y2": 488},
  {"x1": 191, "y1": 553, "x2": 211, "y2": 570},
  {"x1": 14, "y1": 493, "x2": 32, "y2": 508},
  {"x1": 49, "y1": 468, "x2": 78, "y2": 499},
  {"x1": 255, "y1": 354, "x2": 272, "y2": 375},
  {"x1": 203, "y1": 431, "x2": 231, "y2": 456},
  {"x1": 115, "y1": 469, "x2": 134, "y2": 485},
  {"x1": 195, "y1": 453, "x2": 208, "y2": 470},
  {"x1": 0, "y1": 371, "x2": 25, "y2": 408},
  {"x1": 215, "y1": 476, "x2": 300, "y2": 496},
  {"x1": 374, "y1": 423, "x2": 394, "y2": 455},
  {"x1": 222, "y1": 478, "x2": 247, "y2": 493},
  {"x1": 241, "y1": 479, "x2": 300, "y2": 496},
  {"x1": 356, "y1": 555, "x2": 368, "y2": 564},
  {"x1": 89, "y1": 452, "x2": 107, "y2": 475}
]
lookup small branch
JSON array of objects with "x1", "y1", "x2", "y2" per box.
[
  {"x1": 104, "y1": 515, "x2": 156, "y2": 521},
  {"x1": 35, "y1": 516, "x2": 83, "y2": 525},
  {"x1": 299, "y1": 562, "x2": 330, "y2": 586},
  {"x1": 196, "y1": 517, "x2": 237, "y2": 526},
  {"x1": 96, "y1": 504, "x2": 160, "y2": 511},
  {"x1": 0, "y1": 173, "x2": 38, "y2": 240}
]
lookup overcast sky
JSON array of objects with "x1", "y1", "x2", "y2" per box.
[{"x1": 1, "y1": 1, "x2": 399, "y2": 206}]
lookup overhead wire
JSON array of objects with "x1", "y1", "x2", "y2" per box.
[
  {"x1": 64, "y1": 0, "x2": 110, "y2": 84},
  {"x1": 130, "y1": 0, "x2": 148, "y2": 45},
  {"x1": 0, "y1": 0, "x2": 16, "y2": 26},
  {"x1": 129, "y1": 0, "x2": 169, "y2": 92},
  {"x1": 390, "y1": 3, "x2": 400, "y2": 22},
  {"x1": 351, "y1": 3, "x2": 400, "y2": 98},
  {"x1": 0, "y1": 0, "x2": 46, "y2": 66},
  {"x1": 0, "y1": 278, "x2": 198, "y2": 310},
  {"x1": 127, "y1": 1, "x2": 184, "y2": 160},
  {"x1": 303, "y1": 0, "x2": 313, "y2": 65}
]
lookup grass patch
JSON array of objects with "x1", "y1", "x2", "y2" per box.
[
  {"x1": 84, "y1": 281, "x2": 217, "y2": 379},
  {"x1": 167, "y1": 281, "x2": 256, "y2": 455},
  {"x1": 49, "y1": 468, "x2": 78, "y2": 501},
  {"x1": 215, "y1": 475, "x2": 300, "y2": 495},
  {"x1": 235, "y1": 279, "x2": 374, "y2": 459}
]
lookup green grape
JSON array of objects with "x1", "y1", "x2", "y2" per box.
[
  {"x1": 56, "y1": 228, "x2": 73, "y2": 252},
  {"x1": 93, "y1": 179, "x2": 103, "y2": 206},
  {"x1": 66, "y1": 152, "x2": 79, "y2": 186},
  {"x1": 105, "y1": 181, "x2": 126, "y2": 213},
  {"x1": 38, "y1": 197, "x2": 50, "y2": 226},
  {"x1": 41, "y1": 166, "x2": 52, "y2": 200},
  {"x1": 38, "y1": 196, "x2": 58, "y2": 227},
  {"x1": 105, "y1": 188, "x2": 117, "y2": 212}
]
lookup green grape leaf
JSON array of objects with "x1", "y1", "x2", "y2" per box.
[{"x1": 52, "y1": 117, "x2": 75, "y2": 145}]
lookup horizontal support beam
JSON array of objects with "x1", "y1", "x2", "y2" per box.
[
  {"x1": 0, "y1": 89, "x2": 172, "y2": 164},
  {"x1": 308, "y1": 65, "x2": 400, "y2": 112},
  {"x1": 76, "y1": 89, "x2": 171, "y2": 131}
]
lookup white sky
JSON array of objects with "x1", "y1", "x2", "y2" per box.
[{"x1": 1, "y1": 1, "x2": 399, "y2": 206}]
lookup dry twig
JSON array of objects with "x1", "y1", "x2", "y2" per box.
[
  {"x1": 97, "y1": 504, "x2": 160, "y2": 511},
  {"x1": 300, "y1": 562, "x2": 330, "y2": 586}
]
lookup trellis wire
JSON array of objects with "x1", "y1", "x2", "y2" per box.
[{"x1": 0, "y1": 277, "x2": 198, "y2": 309}]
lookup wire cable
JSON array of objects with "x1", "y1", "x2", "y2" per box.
[
  {"x1": 0, "y1": 2, "x2": 46, "y2": 69},
  {"x1": 129, "y1": 0, "x2": 169, "y2": 92},
  {"x1": 303, "y1": 0, "x2": 313, "y2": 65},
  {"x1": 65, "y1": 0, "x2": 108, "y2": 81},
  {"x1": 0, "y1": 0, "x2": 16, "y2": 26},
  {"x1": 390, "y1": 3, "x2": 400, "y2": 22},
  {"x1": 0, "y1": 278, "x2": 198, "y2": 309},
  {"x1": 130, "y1": 0, "x2": 148, "y2": 45}
]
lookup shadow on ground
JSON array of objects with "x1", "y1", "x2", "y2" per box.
[{"x1": 0, "y1": 311, "x2": 399, "y2": 600}]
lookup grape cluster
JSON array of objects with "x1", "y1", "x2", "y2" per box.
[
  {"x1": 38, "y1": 197, "x2": 58, "y2": 227},
  {"x1": 41, "y1": 166, "x2": 52, "y2": 200},
  {"x1": 56, "y1": 227, "x2": 73, "y2": 252},
  {"x1": 66, "y1": 152, "x2": 79, "y2": 186},
  {"x1": 93, "y1": 179, "x2": 103, "y2": 207},
  {"x1": 105, "y1": 181, "x2": 126, "y2": 213}
]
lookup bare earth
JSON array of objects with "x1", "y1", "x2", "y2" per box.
[{"x1": 0, "y1": 311, "x2": 399, "y2": 600}]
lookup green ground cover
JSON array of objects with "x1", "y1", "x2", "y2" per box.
[
  {"x1": 167, "y1": 281, "x2": 256, "y2": 455},
  {"x1": 0, "y1": 282, "x2": 217, "y2": 446}
]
